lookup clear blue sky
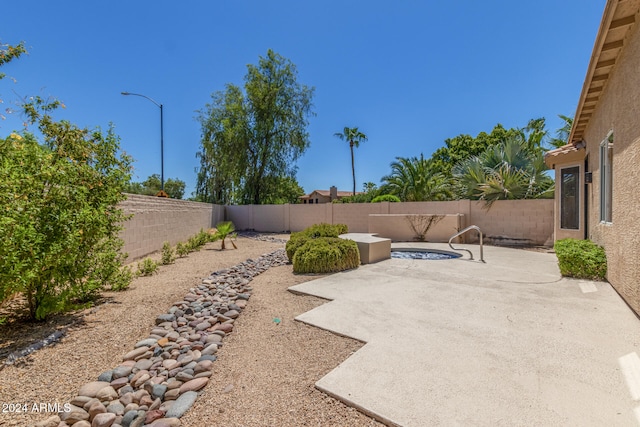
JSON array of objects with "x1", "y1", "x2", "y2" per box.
[{"x1": 2, "y1": 1, "x2": 605, "y2": 198}]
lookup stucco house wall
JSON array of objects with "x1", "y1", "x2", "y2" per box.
[
  {"x1": 545, "y1": 0, "x2": 640, "y2": 313},
  {"x1": 583, "y1": 14, "x2": 640, "y2": 312}
]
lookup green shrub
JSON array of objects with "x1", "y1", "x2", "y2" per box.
[
  {"x1": 0, "y1": 99, "x2": 132, "y2": 320},
  {"x1": 137, "y1": 258, "x2": 159, "y2": 276},
  {"x1": 371, "y1": 194, "x2": 401, "y2": 203},
  {"x1": 111, "y1": 266, "x2": 134, "y2": 291},
  {"x1": 161, "y1": 241, "x2": 176, "y2": 265},
  {"x1": 554, "y1": 238, "x2": 607, "y2": 280},
  {"x1": 293, "y1": 237, "x2": 360, "y2": 274},
  {"x1": 176, "y1": 242, "x2": 190, "y2": 258},
  {"x1": 285, "y1": 223, "x2": 348, "y2": 261}
]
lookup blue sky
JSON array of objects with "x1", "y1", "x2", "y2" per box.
[{"x1": 2, "y1": 1, "x2": 605, "y2": 198}]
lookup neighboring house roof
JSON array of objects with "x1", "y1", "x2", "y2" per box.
[
  {"x1": 569, "y1": 0, "x2": 640, "y2": 144},
  {"x1": 299, "y1": 190, "x2": 361, "y2": 199}
]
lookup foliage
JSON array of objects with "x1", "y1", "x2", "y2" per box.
[
  {"x1": 452, "y1": 136, "x2": 554, "y2": 206},
  {"x1": 1, "y1": 40, "x2": 27, "y2": 119},
  {"x1": 371, "y1": 194, "x2": 401, "y2": 203},
  {"x1": 554, "y1": 239, "x2": 607, "y2": 281},
  {"x1": 292, "y1": 237, "x2": 360, "y2": 274},
  {"x1": 0, "y1": 96, "x2": 132, "y2": 320},
  {"x1": 334, "y1": 127, "x2": 368, "y2": 196},
  {"x1": 260, "y1": 175, "x2": 306, "y2": 204},
  {"x1": 161, "y1": 241, "x2": 176, "y2": 265},
  {"x1": 406, "y1": 214, "x2": 445, "y2": 242},
  {"x1": 549, "y1": 115, "x2": 574, "y2": 149},
  {"x1": 428, "y1": 124, "x2": 523, "y2": 179},
  {"x1": 136, "y1": 257, "x2": 159, "y2": 276},
  {"x1": 212, "y1": 221, "x2": 237, "y2": 250},
  {"x1": 381, "y1": 153, "x2": 452, "y2": 201},
  {"x1": 286, "y1": 223, "x2": 348, "y2": 261},
  {"x1": 110, "y1": 266, "x2": 134, "y2": 291},
  {"x1": 176, "y1": 241, "x2": 190, "y2": 258},
  {"x1": 125, "y1": 174, "x2": 186, "y2": 199},
  {"x1": 196, "y1": 50, "x2": 315, "y2": 205},
  {"x1": 186, "y1": 229, "x2": 211, "y2": 252}
]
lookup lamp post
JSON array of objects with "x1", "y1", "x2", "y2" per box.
[{"x1": 121, "y1": 91, "x2": 165, "y2": 195}]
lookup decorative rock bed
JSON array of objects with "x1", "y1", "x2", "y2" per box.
[{"x1": 36, "y1": 249, "x2": 288, "y2": 427}]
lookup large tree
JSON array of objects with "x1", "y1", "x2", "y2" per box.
[
  {"x1": 452, "y1": 136, "x2": 554, "y2": 205},
  {"x1": 0, "y1": 40, "x2": 26, "y2": 120},
  {"x1": 381, "y1": 154, "x2": 452, "y2": 201},
  {"x1": 334, "y1": 127, "x2": 368, "y2": 196},
  {"x1": 196, "y1": 50, "x2": 315, "y2": 205},
  {"x1": 125, "y1": 174, "x2": 186, "y2": 199},
  {"x1": 429, "y1": 124, "x2": 522, "y2": 179}
]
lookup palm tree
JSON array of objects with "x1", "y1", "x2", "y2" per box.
[
  {"x1": 334, "y1": 127, "x2": 368, "y2": 196},
  {"x1": 381, "y1": 154, "x2": 452, "y2": 201},
  {"x1": 549, "y1": 115, "x2": 574, "y2": 149},
  {"x1": 452, "y1": 137, "x2": 554, "y2": 206},
  {"x1": 214, "y1": 221, "x2": 237, "y2": 250}
]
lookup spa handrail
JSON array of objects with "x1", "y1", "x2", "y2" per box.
[{"x1": 448, "y1": 225, "x2": 484, "y2": 262}]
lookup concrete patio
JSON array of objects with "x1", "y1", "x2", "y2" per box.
[{"x1": 289, "y1": 243, "x2": 640, "y2": 426}]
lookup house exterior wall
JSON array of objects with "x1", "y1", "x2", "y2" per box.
[
  {"x1": 580, "y1": 17, "x2": 640, "y2": 313},
  {"x1": 120, "y1": 194, "x2": 224, "y2": 261}
]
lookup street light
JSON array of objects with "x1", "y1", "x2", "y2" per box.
[{"x1": 121, "y1": 91, "x2": 166, "y2": 196}]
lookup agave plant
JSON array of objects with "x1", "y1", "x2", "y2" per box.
[{"x1": 215, "y1": 221, "x2": 237, "y2": 250}]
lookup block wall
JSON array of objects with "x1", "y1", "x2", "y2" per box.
[
  {"x1": 120, "y1": 194, "x2": 224, "y2": 261},
  {"x1": 224, "y1": 199, "x2": 554, "y2": 246}
]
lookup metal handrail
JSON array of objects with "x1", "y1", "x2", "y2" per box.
[{"x1": 448, "y1": 225, "x2": 484, "y2": 262}]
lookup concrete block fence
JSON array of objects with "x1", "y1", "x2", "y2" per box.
[
  {"x1": 224, "y1": 199, "x2": 554, "y2": 246},
  {"x1": 118, "y1": 197, "x2": 553, "y2": 262},
  {"x1": 119, "y1": 194, "x2": 224, "y2": 261}
]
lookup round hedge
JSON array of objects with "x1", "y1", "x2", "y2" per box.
[
  {"x1": 292, "y1": 237, "x2": 360, "y2": 274},
  {"x1": 285, "y1": 223, "x2": 348, "y2": 262}
]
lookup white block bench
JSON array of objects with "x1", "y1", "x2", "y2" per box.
[{"x1": 339, "y1": 233, "x2": 391, "y2": 264}]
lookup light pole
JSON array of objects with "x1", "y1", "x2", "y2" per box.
[{"x1": 121, "y1": 91, "x2": 165, "y2": 195}]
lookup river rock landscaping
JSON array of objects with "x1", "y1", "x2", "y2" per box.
[{"x1": 35, "y1": 249, "x2": 288, "y2": 427}]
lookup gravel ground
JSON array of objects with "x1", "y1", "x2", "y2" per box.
[{"x1": 0, "y1": 236, "x2": 382, "y2": 427}]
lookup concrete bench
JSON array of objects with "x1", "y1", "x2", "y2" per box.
[{"x1": 339, "y1": 233, "x2": 391, "y2": 264}]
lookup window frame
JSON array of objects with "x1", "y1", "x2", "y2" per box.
[
  {"x1": 560, "y1": 165, "x2": 580, "y2": 230},
  {"x1": 599, "y1": 131, "x2": 613, "y2": 224}
]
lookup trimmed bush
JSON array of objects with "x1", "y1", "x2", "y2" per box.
[
  {"x1": 371, "y1": 194, "x2": 401, "y2": 203},
  {"x1": 292, "y1": 237, "x2": 360, "y2": 274},
  {"x1": 554, "y1": 238, "x2": 607, "y2": 280},
  {"x1": 285, "y1": 223, "x2": 348, "y2": 261}
]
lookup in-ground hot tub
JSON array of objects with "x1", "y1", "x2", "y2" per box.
[{"x1": 391, "y1": 249, "x2": 462, "y2": 260}]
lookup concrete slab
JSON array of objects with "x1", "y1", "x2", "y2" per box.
[{"x1": 289, "y1": 243, "x2": 640, "y2": 426}]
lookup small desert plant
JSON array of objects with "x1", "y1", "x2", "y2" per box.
[
  {"x1": 371, "y1": 194, "x2": 401, "y2": 203},
  {"x1": 292, "y1": 237, "x2": 360, "y2": 274},
  {"x1": 137, "y1": 257, "x2": 159, "y2": 276},
  {"x1": 406, "y1": 214, "x2": 445, "y2": 242},
  {"x1": 554, "y1": 238, "x2": 607, "y2": 280},
  {"x1": 215, "y1": 221, "x2": 237, "y2": 250},
  {"x1": 111, "y1": 266, "x2": 134, "y2": 291},
  {"x1": 176, "y1": 242, "x2": 190, "y2": 258},
  {"x1": 161, "y1": 241, "x2": 176, "y2": 265}
]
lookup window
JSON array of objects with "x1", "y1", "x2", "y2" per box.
[
  {"x1": 309, "y1": 199, "x2": 313, "y2": 204},
  {"x1": 560, "y1": 166, "x2": 580, "y2": 229},
  {"x1": 599, "y1": 132, "x2": 613, "y2": 223}
]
